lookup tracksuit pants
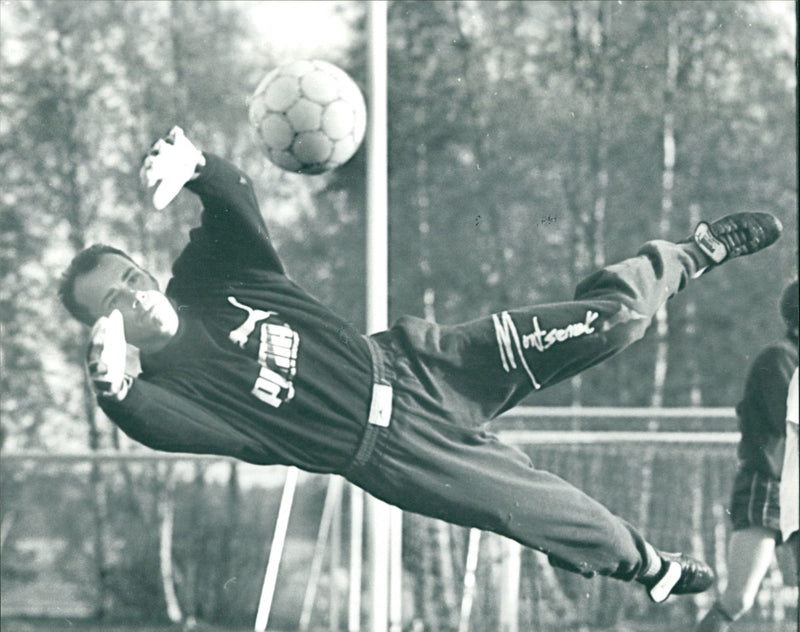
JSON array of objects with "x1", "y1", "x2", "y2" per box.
[{"x1": 344, "y1": 240, "x2": 700, "y2": 581}]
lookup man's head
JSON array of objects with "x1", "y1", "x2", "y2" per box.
[
  {"x1": 780, "y1": 278, "x2": 798, "y2": 341},
  {"x1": 59, "y1": 244, "x2": 179, "y2": 351}
]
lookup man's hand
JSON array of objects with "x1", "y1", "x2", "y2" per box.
[
  {"x1": 86, "y1": 309, "x2": 129, "y2": 400},
  {"x1": 140, "y1": 126, "x2": 205, "y2": 210}
]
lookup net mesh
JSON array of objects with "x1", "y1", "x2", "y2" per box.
[{"x1": 2, "y1": 410, "x2": 797, "y2": 630}]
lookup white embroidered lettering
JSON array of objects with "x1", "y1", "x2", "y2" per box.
[
  {"x1": 492, "y1": 312, "x2": 517, "y2": 372},
  {"x1": 523, "y1": 311, "x2": 599, "y2": 352},
  {"x1": 491, "y1": 311, "x2": 541, "y2": 389}
]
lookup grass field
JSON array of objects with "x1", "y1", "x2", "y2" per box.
[
  {"x1": 0, "y1": 622, "x2": 258, "y2": 632},
  {"x1": 2, "y1": 619, "x2": 797, "y2": 632}
]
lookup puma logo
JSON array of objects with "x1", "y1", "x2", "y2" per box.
[{"x1": 227, "y1": 296, "x2": 276, "y2": 348}]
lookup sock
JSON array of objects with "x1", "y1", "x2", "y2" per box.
[
  {"x1": 694, "y1": 602, "x2": 735, "y2": 632},
  {"x1": 639, "y1": 542, "x2": 663, "y2": 581},
  {"x1": 679, "y1": 242, "x2": 712, "y2": 278}
]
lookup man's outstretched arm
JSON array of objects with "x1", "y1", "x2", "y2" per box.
[
  {"x1": 141, "y1": 126, "x2": 284, "y2": 273},
  {"x1": 98, "y1": 378, "x2": 272, "y2": 464},
  {"x1": 86, "y1": 306, "x2": 272, "y2": 464}
]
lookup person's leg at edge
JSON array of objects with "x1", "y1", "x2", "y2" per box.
[{"x1": 693, "y1": 527, "x2": 778, "y2": 632}]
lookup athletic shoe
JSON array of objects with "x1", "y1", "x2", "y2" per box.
[
  {"x1": 644, "y1": 551, "x2": 715, "y2": 603},
  {"x1": 692, "y1": 212, "x2": 782, "y2": 265}
]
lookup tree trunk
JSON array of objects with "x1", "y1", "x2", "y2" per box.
[
  {"x1": 566, "y1": 2, "x2": 589, "y2": 408},
  {"x1": 83, "y1": 380, "x2": 111, "y2": 619},
  {"x1": 0, "y1": 510, "x2": 17, "y2": 552},
  {"x1": 589, "y1": 2, "x2": 610, "y2": 272},
  {"x1": 416, "y1": 143, "x2": 437, "y2": 323},
  {"x1": 158, "y1": 464, "x2": 183, "y2": 623},
  {"x1": 685, "y1": 203, "x2": 703, "y2": 405},
  {"x1": 215, "y1": 461, "x2": 240, "y2": 620},
  {"x1": 167, "y1": 0, "x2": 191, "y2": 238},
  {"x1": 184, "y1": 463, "x2": 206, "y2": 620},
  {"x1": 652, "y1": 14, "x2": 679, "y2": 410},
  {"x1": 420, "y1": 522, "x2": 439, "y2": 631},
  {"x1": 435, "y1": 522, "x2": 459, "y2": 630},
  {"x1": 566, "y1": 2, "x2": 612, "y2": 407},
  {"x1": 451, "y1": 1, "x2": 513, "y2": 309}
]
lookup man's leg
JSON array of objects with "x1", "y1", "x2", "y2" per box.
[
  {"x1": 491, "y1": 211, "x2": 782, "y2": 403},
  {"x1": 348, "y1": 410, "x2": 710, "y2": 599},
  {"x1": 386, "y1": 240, "x2": 695, "y2": 422},
  {"x1": 348, "y1": 418, "x2": 655, "y2": 581},
  {"x1": 489, "y1": 239, "x2": 696, "y2": 401},
  {"x1": 694, "y1": 527, "x2": 778, "y2": 632},
  {"x1": 363, "y1": 212, "x2": 778, "y2": 599},
  {"x1": 387, "y1": 213, "x2": 781, "y2": 422}
]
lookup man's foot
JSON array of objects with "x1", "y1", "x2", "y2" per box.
[
  {"x1": 643, "y1": 551, "x2": 715, "y2": 603},
  {"x1": 691, "y1": 212, "x2": 782, "y2": 267}
]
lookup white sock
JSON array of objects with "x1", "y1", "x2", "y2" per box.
[{"x1": 641, "y1": 542, "x2": 663, "y2": 579}]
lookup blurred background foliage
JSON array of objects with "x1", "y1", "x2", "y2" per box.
[
  {"x1": 1, "y1": 0, "x2": 797, "y2": 629},
  {"x1": 1, "y1": 0, "x2": 796, "y2": 449}
]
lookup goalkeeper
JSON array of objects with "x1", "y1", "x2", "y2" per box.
[{"x1": 59, "y1": 127, "x2": 783, "y2": 603}]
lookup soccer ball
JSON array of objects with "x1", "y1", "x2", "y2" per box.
[{"x1": 248, "y1": 60, "x2": 367, "y2": 174}]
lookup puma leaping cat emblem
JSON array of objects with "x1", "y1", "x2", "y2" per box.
[{"x1": 227, "y1": 296, "x2": 276, "y2": 348}]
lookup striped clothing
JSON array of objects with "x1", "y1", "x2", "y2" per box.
[
  {"x1": 779, "y1": 368, "x2": 799, "y2": 540},
  {"x1": 730, "y1": 469, "x2": 782, "y2": 533}
]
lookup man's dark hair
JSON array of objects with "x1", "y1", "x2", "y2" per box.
[
  {"x1": 780, "y1": 278, "x2": 799, "y2": 339},
  {"x1": 58, "y1": 244, "x2": 139, "y2": 326}
]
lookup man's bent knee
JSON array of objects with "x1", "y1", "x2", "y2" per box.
[{"x1": 602, "y1": 303, "x2": 652, "y2": 346}]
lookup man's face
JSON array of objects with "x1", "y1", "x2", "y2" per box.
[{"x1": 73, "y1": 253, "x2": 178, "y2": 350}]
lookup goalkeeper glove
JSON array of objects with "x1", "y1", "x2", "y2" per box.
[
  {"x1": 140, "y1": 126, "x2": 205, "y2": 210},
  {"x1": 86, "y1": 309, "x2": 130, "y2": 400}
]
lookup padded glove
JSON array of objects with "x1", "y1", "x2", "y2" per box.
[
  {"x1": 140, "y1": 126, "x2": 205, "y2": 210},
  {"x1": 86, "y1": 309, "x2": 129, "y2": 400}
]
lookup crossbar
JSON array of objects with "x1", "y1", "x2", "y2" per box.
[
  {"x1": 499, "y1": 431, "x2": 739, "y2": 444},
  {"x1": 502, "y1": 406, "x2": 735, "y2": 418}
]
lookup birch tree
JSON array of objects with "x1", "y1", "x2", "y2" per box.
[
  {"x1": 7, "y1": 3, "x2": 130, "y2": 614},
  {"x1": 651, "y1": 10, "x2": 680, "y2": 410}
]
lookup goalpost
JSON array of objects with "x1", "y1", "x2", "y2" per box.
[{"x1": 361, "y1": 4, "x2": 403, "y2": 632}]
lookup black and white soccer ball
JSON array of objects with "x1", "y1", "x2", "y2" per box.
[{"x1": 248, "y1": 60, "x2": 367, "y2": 174}]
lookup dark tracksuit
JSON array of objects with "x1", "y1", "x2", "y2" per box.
[
  {"x1": 100, "y1": 153, "x2": 702, "y2": 582},
  {"x1": 729, "y1": 336, "x2": 798, "y2": 538}
]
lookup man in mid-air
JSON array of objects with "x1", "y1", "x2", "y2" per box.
[{"x1": 59, "y1": 127, "x2": 783, "y2": 603}]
